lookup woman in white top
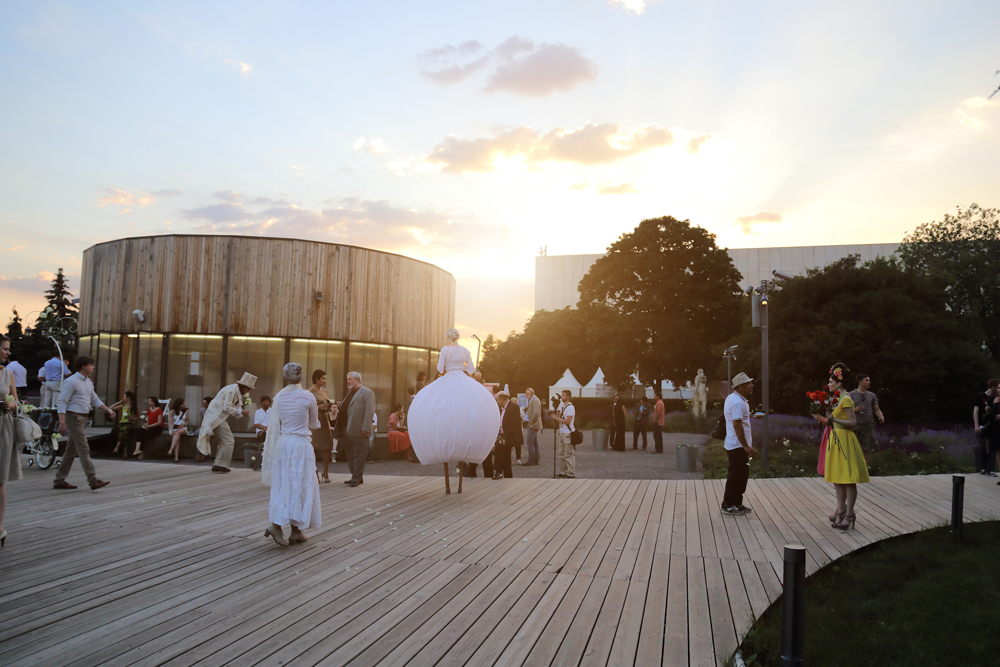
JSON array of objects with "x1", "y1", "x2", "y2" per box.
[
  {"x1": 407, "y1": 328, "x2": 501, "y2": 492},
  {"x1": 262, "y1": 362, "x2": 321, "y2": 547},
  {"x1": 1, "y1": 334, "x2": 23, "y2": 548},
  {"x1": 166, "y1": 398, "x2": 189, "y2": 463}
]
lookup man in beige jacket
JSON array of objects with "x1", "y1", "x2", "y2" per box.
[{"x1": 522, "y1": 388, "x2": 543, "y2": 466}]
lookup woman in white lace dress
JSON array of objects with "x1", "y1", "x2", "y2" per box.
[
  {"x1": 262, "y1": 363, "x2": 322, "y2": 547},
  {"x1": 407, "y1": 328, "x2": 501, "y2": 492}
]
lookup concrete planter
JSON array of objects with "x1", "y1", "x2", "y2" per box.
[
  {"x1": 591, "y1": 429, "x2": 608, "y2": 451},
  {"x1": 676, "y1": 445, "x2": 699, "y2": 472}
]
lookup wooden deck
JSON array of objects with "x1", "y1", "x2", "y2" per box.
[{"x1": 1, "y1": 460, "x2": 997, "y2": 667}]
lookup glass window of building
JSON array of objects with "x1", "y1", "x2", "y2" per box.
[
  {"x1": 227, "y1": 336, "x2": 285, "y2": 426},
  {"x1": 347, "y1": 342, "x2": 394, "y2": 431},
  {"x1": 136, "y1": 333, "x2": 164, "y2": 407},
  {"x1": 430, "y1": 350, "x2": 440, "y2": 377},
  {"x1": 94, "y1": 332, "x2": 120, "y2": 425},
  {"x1": 165, "y1": 334, "x2": 223, "y2": 427},
  {"x1": 395, "y1": 347, "x2": 429, "y2": 415},
  {"x1": 77, "y1": 336, "x2": 95, "y2": 364},
  {"x1": 289, "y1": 339, "x2": 346, "y2": 400}
]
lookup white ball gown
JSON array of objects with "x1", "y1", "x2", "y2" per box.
[{"x1": 407, "y1": 345, "x2": 500, "y2": 466}]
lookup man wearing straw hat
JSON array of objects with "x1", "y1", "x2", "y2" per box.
[{"x1": 197, "y1": 373, "x2": 255, "y2": 473}]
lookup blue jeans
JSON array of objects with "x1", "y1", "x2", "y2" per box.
[{"x1": 526, "y1": 427, "x2": 540, "y2": 465}]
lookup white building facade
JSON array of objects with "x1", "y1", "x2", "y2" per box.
[{"x1": 534, "y1": 243, "x2": 900, "y2": 312}]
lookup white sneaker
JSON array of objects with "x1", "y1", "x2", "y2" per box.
[
  {"x1": 516, "y1": 459, "x2": 522, "y2": 465},
  {"x1": 989, "y1": 472, "x2": 997, "y2": 477}
]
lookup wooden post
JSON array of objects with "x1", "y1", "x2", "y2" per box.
[
  {"x1": 458, "y1": 468, "x2": 463, "y2": 494},
  {"x1": 444, "y1": 462, "x2": 450, "y2": 494}
]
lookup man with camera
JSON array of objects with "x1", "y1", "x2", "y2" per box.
[{"x1": 550, "y1": 390, "x2": 577, "y2": 478}]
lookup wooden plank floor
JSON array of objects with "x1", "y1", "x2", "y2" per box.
[{"x1": 1, "y1": 460, "x2": 997, "y2": 667}]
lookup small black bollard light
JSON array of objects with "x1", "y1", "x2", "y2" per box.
[
  {"x1": 781, "y1": 544, "x2": 806, "y2": 667},
  {"x1": 951, "y1": 475, "x2": 965, "y2": 534}
]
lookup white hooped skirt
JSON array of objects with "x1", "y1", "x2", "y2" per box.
[
  {"x1": 407, "y1": 371, "x2": 501, "y2": 466},
  {"x1": 268, "y1": 434, "x2": 322, "y2": 529}
]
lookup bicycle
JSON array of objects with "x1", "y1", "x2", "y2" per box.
[{"x1": 23, "y1": 409, "x2": 61, "y2": 470}]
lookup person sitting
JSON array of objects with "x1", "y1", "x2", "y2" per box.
[
  {"x1": 388, "y1": 403, "x2": 418, "y2": 463},
  {"x1": 166, "y1": 398, "x2": 189, "y2": 462},
  {"x1": 133, "y1": 396, "x2": 164, "y2": 459}
]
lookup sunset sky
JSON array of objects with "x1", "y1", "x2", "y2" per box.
[{"x1": 2, "y1": 0, "x2": 998, "y2": 342}]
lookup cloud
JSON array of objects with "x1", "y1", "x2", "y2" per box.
[
  {"x1": 0, "y1": 271, "x2": 73, "y2": 297},
  {"x1": 180, "y1": 194, "x2": 514, "y2": 256},
  {"x1": 952, "y1": 96, "x2": 999, "y2": 130},
  {"x1": 419, "y1": 36, "x2": 597, "y2": 96},
  {"x1": 597, "y1": 181, "x2": 639, "y2": 195},
  {"x1": 608, "y1": 0, "x2": 660, "y2": 14},
  {"x1": 354, "y1": 136, "x2": 389, "y2": 154},
  {"x1": 427, "y1": 122, "x2": 675, "y2": 173},
  {"x1": 485, "y1": 41, "x2": 598, "y2": 96},
  {"x1": 97, "y1": 187, "x2": 180, "y2": 213},
  {"x1": 224, "y1": 58, "x2": 252, "y2": 77},
  {"x1": 734, "y1": 210, "x2": 784, "y2": 234},
  {"x1": 686, "y1": 133, "x2": 713, "y2": 154}
]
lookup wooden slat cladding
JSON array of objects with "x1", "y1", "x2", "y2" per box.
[{"x1": 78, "y1": 235, "x2": 455, "y2": 347}]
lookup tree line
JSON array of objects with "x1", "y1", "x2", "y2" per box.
[
  {"x1": 481, "y1": 205, "x2": 1000, "y2": 423},
  {"x1": 4, "y1": 268, "x2": 79, "y2": 389}
]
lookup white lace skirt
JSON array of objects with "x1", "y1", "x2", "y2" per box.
[
  {"x1": 407, "y1": 371, "x2": 501, "y2": 465},
  {"x1": 268, "y1": 434, "x2": 322, "y2": 529}
]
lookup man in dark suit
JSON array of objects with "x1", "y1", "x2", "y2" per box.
[{"x1": 494, "y1": 392, "x2": 523, "y2": 479}]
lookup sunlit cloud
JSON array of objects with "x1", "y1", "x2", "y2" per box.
[
  {"x1": 97, "y1": 187, "x2": 180, "y2": 213},
  {"x1": 608, "y1": 0, "x2": 660, "y2": 15},
  {"x1": 180, "y1": 193, "x2": 515, "y2": 258},
  {"x1": 597, "y1": 181, "x2": 639, "y2": 195},
  {"x1": 734, "y1": 210, "x2": 784, "y2": 235},
  {"x1": 0, "y1": 271, "x2": 71, "y2": 296},
  {"x1": 419, "y1": 36, "x2": 597, "y2": 96},
  {"x1": 686, "y1": 133, "x2": 713, "y2": 154},
  {"x1": 224, "y1": 58, "x2": 252, "y2": 77},
  {"x1": 426, "y1": 122, "x2": 680, "y2": 173}
]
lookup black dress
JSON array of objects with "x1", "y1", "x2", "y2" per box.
[{"x1": 610, "y1": 403, "x2": 627, "y2": 451}]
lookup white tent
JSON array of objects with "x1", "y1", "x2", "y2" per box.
[
  {"x1": 548, "y1": 368, "x2": 583, "y2": 401},
  {"x1": 580, "y1": 367, "x2": 614, "y2": 398}
]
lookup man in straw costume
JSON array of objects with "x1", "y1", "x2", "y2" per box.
[{"x1": 197, "y1": 373, "x2": 255, "y2": 473}]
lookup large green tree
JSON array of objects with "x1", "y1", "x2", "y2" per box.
[
  {"x1": 479, "y1": 307, "x2": 602, "y2": 396},
  {"x1": 727, "y1": 255, "x2": 993, "y2": 423},
  {"x1": 578, "y1": 216, "x2": 743, "y2": 388},
  {"x1": 897, "y1": 203, "x2": 1000, "y2": 359}
]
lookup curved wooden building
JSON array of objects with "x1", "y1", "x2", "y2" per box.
[{"x1": 76, "y1": 235, "x2": 455, "y2": 429}]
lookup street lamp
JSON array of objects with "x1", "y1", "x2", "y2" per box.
[
  {"x1": 723, "y1": 345, "x2": 738, "y2": 393},
  {"x1": 748, "y1": 270, "x2": 790, "y2": 470},
  {"x1": 471, "y1": 334, "x2": 482, "y2": 367}
]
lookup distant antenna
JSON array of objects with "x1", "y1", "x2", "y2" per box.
[{"x1": 538, "y1": 245, "x2": 547, "y2": 257}]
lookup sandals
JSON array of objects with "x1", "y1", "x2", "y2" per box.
[
  {"x1": 321, "y1": 475, "x2": 331, "y2": 483},
  {"x1": 833, "y1": 513, "x2": 856, "y2": 530}
]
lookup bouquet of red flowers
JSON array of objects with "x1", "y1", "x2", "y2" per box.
[{"x1": 806, "y1": 389, "x2": 841, "y2": 416}]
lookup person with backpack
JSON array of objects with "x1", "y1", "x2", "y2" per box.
[{"x1": 551, "y1": 390, "x2": 577, "y2": 479}]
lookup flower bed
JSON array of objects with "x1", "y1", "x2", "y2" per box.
[{"x1": 703, "y1": 413, "x2": 975, "y2": 479}]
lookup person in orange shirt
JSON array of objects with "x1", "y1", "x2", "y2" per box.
[{"x1": 652, "y1": 392, "x2": 665, "y2": 453}]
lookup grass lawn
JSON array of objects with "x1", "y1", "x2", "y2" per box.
[{"x1": 737, "y1": 521, "x2": 1000, "y2": 666}]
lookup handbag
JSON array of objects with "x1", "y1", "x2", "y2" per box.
[
  {"x1": 710, "y1": 415, "x2": 727, "y2": 440},
  {"x1": 15, "y1": 408, "x2": 42, "y2": 443},
  {"x1": 570, "y1": 429, "x2": 583, "y2": 446}
]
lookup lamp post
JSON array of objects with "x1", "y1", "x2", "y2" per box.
[
  {"x1": 748, "y1": 271, "x2": 791, "y2": 471},
  {"x1": 471, "y1": 334, "x2": 482, "y2": 367},
  {"x1": 723, "y1": 345, "x2": 738, "y2": 393}
]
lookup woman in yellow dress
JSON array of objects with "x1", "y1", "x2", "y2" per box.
[{"x1": 812, "y1": 363, "x2": 869, "y2": 530}]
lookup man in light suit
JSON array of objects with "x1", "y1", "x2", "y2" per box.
[
  {"x1": 522, "y1": 388, "x2": 542, "y2": 466},
  {"x1": 336, "y1": 371, "x2": 376, "y2": 487}
]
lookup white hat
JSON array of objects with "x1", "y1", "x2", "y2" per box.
[
  {"x1": 731, "y1": 372, "x2": 753, "y2": 387},
  {"x1": 238, "y1": 373, "x2": 257, "y2": 390}
]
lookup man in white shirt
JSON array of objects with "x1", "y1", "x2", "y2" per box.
[
  {"x1": 254, "y1": 396, "x2": 272, "y2": 442},
  {"x1": 5, "y1": 357, "x2": 27, "y2": 400},
  {"x1": 551, "y1": 390, "x2": 577, "y2": 479},
  {"x1": 39, "y1": 353, "x2": 71, "y2": 408},
  {"x1": 53, "y1": 355, "x2": 116, "y2": 490},
  {"x1": 722, "y1": 372, "x2": 757, "y2": 515}
]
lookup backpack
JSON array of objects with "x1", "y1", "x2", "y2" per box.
[{"x1": 710, "y1": 415, "x2": 727, "y2": 440}]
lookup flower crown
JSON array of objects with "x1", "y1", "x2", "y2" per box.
[{"x1": 828, "y1": 366, "x2": 844, "y2": 381}]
